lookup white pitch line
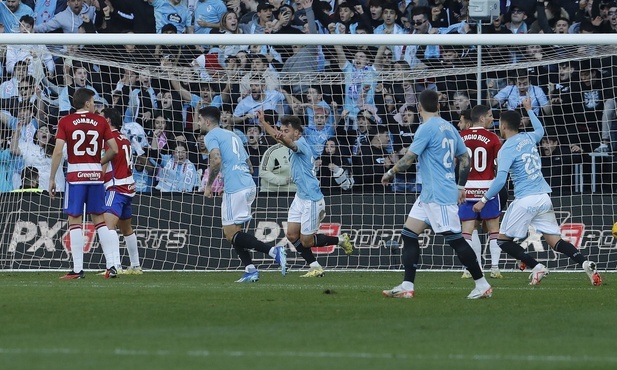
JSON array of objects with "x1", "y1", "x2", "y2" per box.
[{"x1": 1, "y1": 348, "x2": 616, "y2": 363}]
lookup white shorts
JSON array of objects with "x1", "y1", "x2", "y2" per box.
[
  {"x1": 221, "y1": 187, "x2": 256, "y2": 226},
  {"x1": 500, "y1": 193, "x2": 561, "y2": 239},
  {"x1": 408, "y1": 198, "x2": 462, "y2": 234},
  {"x1": 288, "y1": 195, "x2": 326, "y2": 235}
]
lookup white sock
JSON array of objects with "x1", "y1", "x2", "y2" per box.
[
  {"x1": 97, "y1": 225, "x2": 117, "y2": 269},
  {"x1": 401, "y1": 281, "x2": 414, "y2": 291},
  {"x1": 309, "y1": 261, "x2": 321, "y2": 269},
  {"x1": 471, "y1": 229, "x2": 482, "y2": 268},
  {"x1": 125, "y1": 233, "x2": 140, "y2": 267},
  {"x1": 489, "y1": 236, "x2": 500, "y2": 268},
  {"x1": 474, "y1": 277, "x2": 490, "y2": 289},
  {"x1": 268, "y1": 247, "x2": 277, "y2": 259},
  {"x1": 69, "y1": 226, "x2": 84, "y2": 273}
]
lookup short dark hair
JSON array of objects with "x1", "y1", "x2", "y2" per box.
[
  {"x1": 161, "y1": 23, "x2": 178, "y2": 33},
  {"x1": 102, "y1": 107, "x2": 123, "y2": 129},
  {"x1": 460, "y1": 109, "x2": 472, "y2": 122},
  {"x1": 500, "y1": 110, "x2": 521, "y2": 131},
  {"x1": 418, "y1": 90, "x2": 439, "y2": 113},
  {"x1": 280, "y1": 115, "x2": 303, "y2": 133},
  {"x1": 22, "y1": 166, "x2": 39, "y2": 182},
  {"x1": 73, "y1": 88, "x2": 95, "y2": 110},
  {"x1": 198, "y1": 106, "x2": 221, "y2": 124},
  {"x1": 471, "y1": 105, "x2": 491, "y2": 124},
  {"x1": 19, "y1": 15, "x2": 35, "y2": 27}
]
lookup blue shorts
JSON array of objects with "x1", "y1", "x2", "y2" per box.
[
  {"x1": 458, "y1": 196, "x2": 501, "y2": 221},
  {"x1": 104, "y1": 191, "x2": 133, "y2": 220},
  {"x1": 64, "y1": 183, "x2": 106, "y2": 217}
]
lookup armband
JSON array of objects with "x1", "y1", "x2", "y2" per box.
[
  {"x1": 480, "y1": 196, "x2": 488, "y2": 204},
  {"x1": 457, "y1": 185, "x2": 465, "y2": 190},
  {"x1": 387, "y1": 169, "x2": 395, "y2": 177}
]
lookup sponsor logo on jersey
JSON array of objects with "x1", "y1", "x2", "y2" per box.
[{"x1": 77, "y1": 171, "x2": 101, "y2": 180}]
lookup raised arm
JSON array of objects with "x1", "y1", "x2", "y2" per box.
[
  {"x1": 333, "y1": 45, "x2": 348, "y2": 71},
  {"x1": 523, "y1": 96, "x2": 545, "y2": 140},
  {"x1": 257, "y1": 111, "x2": 297, "y2": 152}
]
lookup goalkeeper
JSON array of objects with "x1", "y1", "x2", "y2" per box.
[{"x1": 258, "y1": 112, "x2": 354, "y2": 278}]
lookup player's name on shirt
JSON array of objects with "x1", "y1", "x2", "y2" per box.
[
  {"x1": 70, "y1": 116, "x2": 104, "y2": 126},
  {"x1": 461, "y1": 132, "x2": 491, "y2": 144}
]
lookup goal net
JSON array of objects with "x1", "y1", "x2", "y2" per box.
[{"x1": 0, "y1": 33, "x2": 615, "y2": 272}]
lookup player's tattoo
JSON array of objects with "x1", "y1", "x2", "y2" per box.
[
  {"x1": 207, "y1": 150, "x2": 222, "y2": 187},
  {"x1": 457, "y1": 152, "x2": 471, "y2": 187},
  {"x1": 393, "y1": 151, "x2": 417, "y2": 173}
]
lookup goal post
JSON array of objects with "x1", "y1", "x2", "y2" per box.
[{"x1": 0, "y1": 33, "x2": 615, "y2": 272}]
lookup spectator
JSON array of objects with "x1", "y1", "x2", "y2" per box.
[
  {"x1": 373, "y1": 2, "x2": 405, "y2": 60},
  {"x1": 0, "y1": 0, "x2": 34, "y2": 33},
  {"x1": 506, "y1": 5, "x2": 530, "y2": 33},
  {"x1": 13, "y1": 166, "x2": 41, "y2": 192},
  {"x1": 0, "y1": 61, "x2": 28, "y2": 99},
  {"x1": 157, "y1": 90, "x2": 184, "y2": 133},
  {"x1": 190, "y1": 132, "x2": 210, "y2": 173},
  {"x1": 57, "y1": 61, "x2": 102, "y2": 116},
  {"x1": 330, "y1": 1, "x2": 361, "y2": 34},
  {"x1": 10, "y1": 124, "x2": 65, "y2": 192},
  {"x1": 232, "y1": 78, "x2": 289, "y2": 125},
  {"x1": 403, "y1": 6, "x2": 469, "y2": 68},
  {"x1": 353, "y1": 124, "x2": 397, "y2": 192},
  {"x1": 333, "y1": 44, "x2": 377, "y2": 128},
  {"x1": 279, "y1": 1, "x2": 320, "y2": 95},
  {"x1": 489, "y1": 68, "x2": 551, "y2": 116},
  {"x1": 539, "y1": 135, "x2": 582, "y2": 194},
  {"x1": 29, "y1": 0, "x2": 68, "y2": 27},
  {"x1": 314, "y1": 138, "x2": 354, "y2": 194},
  {"x1": 148, "y1": 113, "x2": 174, "y2": 155},
  {"x1": 568, "y1": 59, "x2": 616, "y2": 153},
  {"x1": 215, "y1": 12, "x2": 250, "y2": 63},
  {"x1": 244, "y1": 124, "x2": 267, "y2": 186},
  {"x1": 5, "y1": 16, "x2": 56, "y2": 82},
  {"x1": 194, "y1": 0, "x2": 227, "y2": 35},
  {"x1": 34, "y1": 0, "x2": 99, "y2": 36},
  {"x1": 259, "y1": 142, "x2": 296, "y2": 192},
  {"x1": 149, "y1": 0, "x2": 193, "y2": 34},
  {"x1": 133, "y1": 153, "x2": 156, "y2": 193},
  {"x1": 239, "y1": 54, "x2": 280, "y2": 97},
  {"x1": 240, "y1": 1, "x2": 274, "y2": 34},
  {"x1": 125, "y1": 70, "x2": 159, "y2": 127},
  {"x1": 155, "y1": 144, "x2": 198, "y2": 192},
  {"x1": 0, "y1": 126, "x2": 20, "y2": 192},
  {"x1": 304, "y1": 106, "x2": 335, "y2": 155},
  {"x1": 366, "y1": 0, "x2": 384, "y2": 29},
  {"x1": 110, "y1": 0, "x2": 156, "y2": 33}
]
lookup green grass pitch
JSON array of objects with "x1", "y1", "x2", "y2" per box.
[{"x1": 0, "y1": 271, "x2": 614, "y2": 370}]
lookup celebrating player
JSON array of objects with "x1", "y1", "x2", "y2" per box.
[
  {"x1": 258, "y1": 112, "x2": 353, "y2": 278},
  {"x1": 473, "y1": 97, "x2": 602, "y2": 286},
  {"x1": 50, "y1": 88, "x2": 119, "y2": 279},
  {"x1": 458, "y1": 105, "x2": 504, "y2": 279},
  {"x1": 101, "y1": 107, "x2": 142, "y2": 275},
  {"x1": 198, "y1": 106, "x2": 286, "y2": 282},
  {"x1": 381, "y1": 90, "x2": 492, "y2": 299}
]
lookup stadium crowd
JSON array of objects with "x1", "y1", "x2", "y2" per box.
[{"x1": 0, "y1": 0, "x2": 616, "y2": 194}]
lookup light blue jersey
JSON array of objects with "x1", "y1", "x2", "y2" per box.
[
  {"x1": 410, "y1": 116, "x2": 466, "y2": 205},
  {"x1": 151, "y1": 0, "x2": 192, "y2": 33},
  {"x1": 290, "y1": 137, "x2": 323, "y2": 202},
  {"x1": 485, "y1": 110, "x2": 551, "y2": 199},
  {"x1": 204, "y1": 127, "x2": 254, "y2": 194}
]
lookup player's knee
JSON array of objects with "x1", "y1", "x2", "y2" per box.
[{"x1": 286, "y1": 231, "x2": 300, "y2": 243}]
